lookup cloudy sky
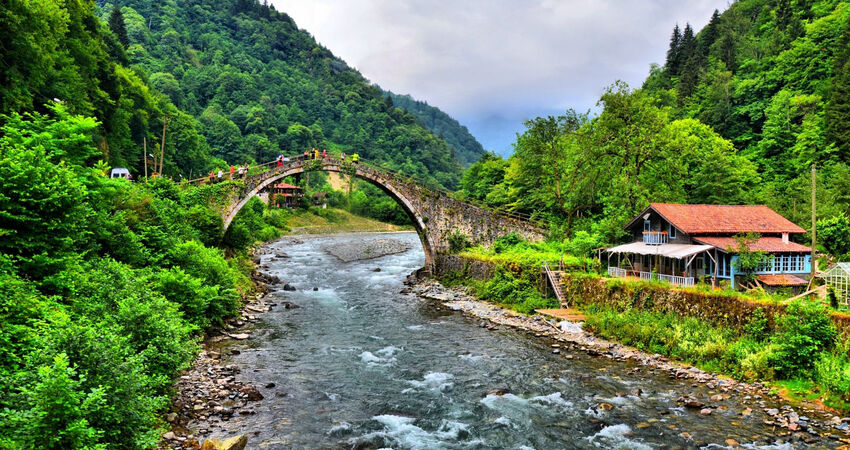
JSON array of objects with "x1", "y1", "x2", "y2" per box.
[{"x1": 270, "y1": 0, "x2": 728, "y2": 156}]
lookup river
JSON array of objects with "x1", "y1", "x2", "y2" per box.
[{"x1": 203, "y1": 232, "x2": 831, "y2": 449}]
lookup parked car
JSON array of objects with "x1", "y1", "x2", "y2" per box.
[{"x1": 109, "y1": 168, "x2": 131, "y2": 180}]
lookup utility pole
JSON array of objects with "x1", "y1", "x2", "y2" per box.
[
  {"x1": 811, "y1": 163, "x2": 817, "y2": 280},
  {"x1": 158, "y1": 114, "x2": 173, "y2": 175},
  {"x1": 143, "y1": 137, "x2": 148, "y2": 178}
]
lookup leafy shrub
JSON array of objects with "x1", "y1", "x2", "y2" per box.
[
  {"x1": 167, "y1": 241, "x2": 242, "y2": 322},
  {"x1": 744, "y1": 307, "x2": 771, "y2": 342},
  {"x1": 771, "y1": 300, "x2": 837, "y2": 377},
  {"x1": 814, "y1": 351, "x2": 850, "y2": 401},
  {"x1": 3, "y1": 354, "x2": 107, "y2": 450},
  {"x1": 492, "y1": 232, "x2": 524, "y2": 254},
  {"x1": 448, "y1": 231, "x2": 472, "y2": 253}
]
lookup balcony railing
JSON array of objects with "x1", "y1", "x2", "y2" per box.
[
  {"x1": 640, "y1": 271, "x2": 694, "y2": 287},
  {"x1": 643, "y1": 231, "x2": 668, "y2": 245},
  {"x1": 608, "y1": 266, "x2": 627, "y2": 278}
]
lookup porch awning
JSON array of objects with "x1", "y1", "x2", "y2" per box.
[{"x1": 606, "y1": 242, "x2": 714, "y2": 259}]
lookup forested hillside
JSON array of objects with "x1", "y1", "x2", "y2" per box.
[
  {"x1": 3, "y1": 0, "x2": 466, "y2": 189},
  {"x1": 644, "y1": 0, "x2": 850, "y2": 227},
  {"x1": 98, "y1": 0, "x2": 462, "y2": 188},
  {"x1": 461, "y1": 0, "x2": 850, "y2": 256},
  {"x1": 384, "y1": 91, "x2": 487, "y2": 166}
]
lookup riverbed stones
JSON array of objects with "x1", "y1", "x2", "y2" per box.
[{"x1": 323, "y1": 238, "x2": 411, "y2": 262}]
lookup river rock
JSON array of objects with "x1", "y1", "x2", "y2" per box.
[
  {"x1": 240, "y1": 385, "x2": 264, "y2": 401},
  {"x1": 200, "y1": 434, "x2": 247, "y2": 450},
  {"x1": 229, "y1": 333, "x2": 250, "y2": 340},
  {"x1": 283, "y1": 284, "x2": 296, "y2": 291},
  {"x1": 373, "y1": 268, "x2": 381, "y2": 272},
  {"x1": 699, "y1": 408, "x2": 713, "y2": 416}
]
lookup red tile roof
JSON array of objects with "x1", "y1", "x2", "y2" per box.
[
  {"x1": 637, "y1": 203, "x2": 805, "y2": 234},
  {"x1": 273, "y1": 183, "x2": 302, "y2": 189},
  {"x1": 757, "y1": 274, "x2": 808, "y2": 286},
  {"x1": 693, "y1": 236, "x2": 811, "y2": 253}
]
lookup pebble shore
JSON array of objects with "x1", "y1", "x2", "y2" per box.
[
  {"x1": 404, "y1": 276, "x2": 850, "y2": 447},
  {"x1": 323, "y1": 237, "x2": 411, "y2": 262}
]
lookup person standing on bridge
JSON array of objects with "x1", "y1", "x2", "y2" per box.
[
  {"x1": 237, "y1": 164, "x2": 245, "y2": 177},
  {"x1": 229, "y1": 165, "x2": 235, "y2": 179},
  {"x1": 341, "y1": 152, "x2": 346, "y2": 161},
  {"x1": 303, "y1": 149, "x2": 310, "y2": 160},
  {"x1": 208, "y1": 171, "x2": 214, "y2": 183},
  {"x1": 313, "y1": 148, "x2": 320, "y2": 159},
  {"x1": 217, "y1": 169, "x2": 223, "y2": 181},
  {"x1": 276, "y1": 157, "x2": 283, "y2": 169},
  {"x1": 351, "y1": 153, "x2": 360, "y2": 164},
  {"x1": 322, "y1": 149, "x2": 327, "y2": 159}
]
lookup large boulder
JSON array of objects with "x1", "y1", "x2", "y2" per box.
[{"x1": 201, "y1": 435, "x2": 247, "y2": 450}]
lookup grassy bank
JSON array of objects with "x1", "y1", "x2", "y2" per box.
[
  {"x1": 582, "y1": 302, "x2": 850, "y2": 411},
  {"x1": 285, "y1": 207, "x2": 414, "y2": 235}
]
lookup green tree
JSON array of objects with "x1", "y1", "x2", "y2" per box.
[
  {"x1": 818, "y1": 213, "x2": 850, "y2": 258},
  {"x1": 108, "y1": 2, "x2": 129, "y2": 48}
]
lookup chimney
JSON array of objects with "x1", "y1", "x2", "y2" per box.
[{"x1": 782, "y1": 232, "x2": 789, "y2": 244}]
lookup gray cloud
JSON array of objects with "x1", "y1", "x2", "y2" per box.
[{"x1": 270, "y1": 0, "x2": 728, "y2": 155}]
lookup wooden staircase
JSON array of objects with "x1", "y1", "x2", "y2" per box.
[{"x1": 542, "y1": 262, "x2": 567, "y2": 306}]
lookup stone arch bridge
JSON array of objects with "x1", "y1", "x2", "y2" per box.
[{"x1": 217, "y1": 157, "x2": 545, "y2": 269}]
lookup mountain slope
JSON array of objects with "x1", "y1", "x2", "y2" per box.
[
  {"x1": 106, "y1": 0, "x2": 463, "y2": 188},
  {"x1": 384, "y1": 91, "x2": 487, "y2": 166},
  {"x1": 642, "y1": 0, "x2": 850, "y2": 225}
]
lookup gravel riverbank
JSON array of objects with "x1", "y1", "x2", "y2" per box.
[
  {"x1": 160, "y1": 243, "x2": 297, "y2": 450},
  {"x1": 404, "y1": 276, "x2": 850, "y2": 446},
  {"x1": 323, "y1": 236, "x2": 411, "y2": 262}
]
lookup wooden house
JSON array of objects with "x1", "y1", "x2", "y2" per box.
[
  {"x1": 606, "y1": 203, "x2": 812, "y2": 289},
  {"x1": 271, "y1": 183, "x2": 303, "y2": 208}
]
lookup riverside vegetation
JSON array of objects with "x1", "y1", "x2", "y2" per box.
[{"x1": 441, "y1": 231, "x2": 850, "y2": 411}]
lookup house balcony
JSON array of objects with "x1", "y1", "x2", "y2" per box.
[
  {"x1": 643, "y1": 231, "x2": 668, "y2": 245},
  {"x1": 607, "y1": 266, "x2": 695, "y2": 287}
]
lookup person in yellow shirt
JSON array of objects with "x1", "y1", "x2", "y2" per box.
[{"x1": 351, "y1": 153, "x2": 360, "y2": 163}]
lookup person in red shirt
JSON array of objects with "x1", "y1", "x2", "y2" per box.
[
  {"x1": 322, "y1": 149, "x2": 327, "y2": 158},
  {"x1": 230, "y1": 165, "x2": 235, "y2": 179}
]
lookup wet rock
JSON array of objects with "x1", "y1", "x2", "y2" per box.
[
  {"x1": 725, "y1": 438, "x2": 740, "y2": 447},
  {"x1": 229, "y1": 333, "x2": 250, "y2": 340},
  {"x1": 275, "y1": 252, "x2": 289, "y2": 258},
  {"x1": 163, "y1": 431, "x2": 176, "y2": 440},
  {"x1": 373, "y1": 268, "x2": 381, "y2": 272},
  {"x1": 487, "y1": 388, "x2": 508, "y2": 396},
  {"x1": 265, "y1": 382, "x2": 276, "y2": 388},
  {"x1": 230, "y1": 349, "x2": 241, "y2": 355},
  {"x1": 200, "y1": 434, "x2": 247, "y2": 450},
  {"x1": 700, "y1": 408, "x2": 713, "y2": 416},
  {"x1": 239, "y1": 385, "x2": 264, "y2": 401},
  {"x1": 282, "y1": 284, "x2": 296, "y2": 291},
  {"x1": 313, "y1": 287, "x2": 318, "y2": 291},
  {"x1": 598, "y1": 402, "x2": 614, "y2": 411},
  {"x1": 767, "y1": 408, "x2": 780, "y2": 416}
]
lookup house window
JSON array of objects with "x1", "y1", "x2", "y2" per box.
[
  {"x1": 644, "y1": 220, "x2": 651, "y2": 232},
  {"x1": 668, "y1": 224, "x2": 677, "y2": 239}
]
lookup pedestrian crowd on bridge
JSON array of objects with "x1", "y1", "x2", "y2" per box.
[{"x1": 205, "y1": 149, "x2": 362, "y2": 184}]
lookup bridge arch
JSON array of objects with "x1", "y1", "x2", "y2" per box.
[{"x1": 223, "y1": 159, "x2": 438, "y2": 267}]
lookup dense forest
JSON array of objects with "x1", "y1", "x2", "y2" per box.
[
  {"x1": 383, "y1": 91, "x2": 487, "y2": 166},
  {"x1": 2, "y1": 0, "x2": 466, "y2": 189},
  {"x1": 0, "y1": 0, "x2": 477, "y2": 447},
  {"x1": 462, "y1": 0, "x2": 850, "y2": 257}
]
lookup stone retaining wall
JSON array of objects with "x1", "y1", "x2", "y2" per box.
[{"x1": 561, "y1": 273, "x2": 850, "y2": 338}]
